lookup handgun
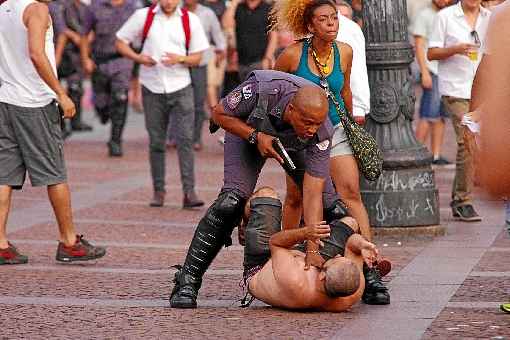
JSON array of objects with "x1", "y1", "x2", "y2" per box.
[{"x1": 272, "y1": 138, "x2": 296, "y2": 172}]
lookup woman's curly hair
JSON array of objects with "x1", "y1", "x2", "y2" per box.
[{"x1": 270, "y1": 0, "x2": 337, "y2": 38}]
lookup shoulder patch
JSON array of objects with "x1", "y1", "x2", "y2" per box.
[
  {"x1": 242, "y1": 85, "x2": 253, "y2": 100},
  {"x1": 316, "y1": 140, "x2": 330, "y2": 151},
  {"x1": 226, "y1": 91, "x2": 242, "y2": 110}
]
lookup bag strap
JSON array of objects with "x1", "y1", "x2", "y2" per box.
[
  {"x1": 181, "y1": 8, "x2": 191, "y2": 54},
  {"x1": 309, "y1": 39, "x2": 353, "y2": 125},
  {"x1": 141, "y1": 3, "x2": 157, "y2": 49}
]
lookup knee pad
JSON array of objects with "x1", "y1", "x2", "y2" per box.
[
  {"x1": 244, "y1": 197, "x2": 282, "y2": 270},
  {"x1": 320, "y1": 219, "x2": 355, "y2": 260},
  {"x1": 205, "y1": 190, "x2": 247, "y2": 246},
  {"x1": 323, "y1": 199, "x2": 349, "y2": 223}
]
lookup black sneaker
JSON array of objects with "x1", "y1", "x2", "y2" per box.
[
  {"x1": 362, "y1": 265, "x2": 390, "y2": 305},
  {"x1": 56, "y1": 235, "x2": 106, "y2": 263},
  {"x1": 432, "y1": 156, "x2": 451, "y2": 166},
  {"x1": 452, "y1": 204, "x2": 482, "y2": 222}
]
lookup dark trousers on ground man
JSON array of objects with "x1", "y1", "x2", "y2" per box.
[{"x1": 142, "y1": 85, "x2": 196, "y2": 194}]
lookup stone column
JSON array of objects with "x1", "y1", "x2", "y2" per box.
[{"x1": 360, "y1": 0, "x2": 440, "y2": 227}]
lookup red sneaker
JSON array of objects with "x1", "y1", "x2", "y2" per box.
[
  {"x1": 0, "y1": 243, "x2": 28, "y2": 265},
  {"x1": 56, "y1": 235, "x2": 106, "y2": 263}
]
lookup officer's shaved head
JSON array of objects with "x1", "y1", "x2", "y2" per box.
[
  {"x1": 292, "y1": 86, "x2": 329, "y2": 120},
  {"x1": 287, "y1": 86, "x2": 329, "y2": 139}
]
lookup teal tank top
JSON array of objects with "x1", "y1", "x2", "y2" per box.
[{"x1": 293, "y1": 40, "x2": 345, "y2": 126}]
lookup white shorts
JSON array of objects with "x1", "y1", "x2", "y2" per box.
[{"x1": 330, "y1": 123, "x2": 353, "y2": 158}]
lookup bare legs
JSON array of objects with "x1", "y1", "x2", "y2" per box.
[
  {"x1": 47, "y1": 183, "x2": 77, "y2": 246},
  {"x1": 330, "y1": 155, "x2": 371, "y2": 241},
  {"x1": 0, "y1": 185, "x2": 13, "y2": 249},
  {"x1": 416, "y1": 119, "x2": 446, "y2": 159}
]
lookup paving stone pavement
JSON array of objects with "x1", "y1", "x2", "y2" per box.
[{"x1": 2, "y1": 109, "x2": 509, "y2": 339}]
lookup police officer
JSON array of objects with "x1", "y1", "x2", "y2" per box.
[
  {"x1": 80, "y1": 0, "x2": 138, "y2": 156},
  {"x1": 170, "y1": 70, "x2": 349, "y2": 309},
  {"x1": 59, "y1": 0, "x2": 93, "y2": 132}
]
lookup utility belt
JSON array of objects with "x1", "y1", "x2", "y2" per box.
[{"x1": 93, "y1": 53, "x2": 123, "y2": 65}]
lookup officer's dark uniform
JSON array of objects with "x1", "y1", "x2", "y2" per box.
[
  {"x1": 58, "y1": 0, "x2": 92, "y2": 132},
  {"x1": 170, "y1": 70, "x2": 348, "y2": 308},
  {"x1": 82, "y1": 0, "x2": 138, "y2": 155}
]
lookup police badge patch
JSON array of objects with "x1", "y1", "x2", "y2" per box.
[
  {"x1": 316, "y1": 140, "x2": 330, "y2": 151},
  {"x1": 226, "y1": 91, "x2": 242, "y2": 109},
  {"x1": 242, "y1": 85, "x2": 252, "y2": 100}
]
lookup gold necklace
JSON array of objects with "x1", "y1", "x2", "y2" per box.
[{"x1": 311, "y1": 44, "x2": 333, "y2": 75}]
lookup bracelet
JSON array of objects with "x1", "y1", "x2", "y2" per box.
[{"x1": 306, "y1": 250, "x2": 320, "y2": 254}]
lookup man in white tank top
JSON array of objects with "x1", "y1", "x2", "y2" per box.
[{"x1": 0, "y1": 0, "x2": 106, "y2": 264}]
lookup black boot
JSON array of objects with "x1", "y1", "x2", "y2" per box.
[
  {"x1": 170, "y1": 191, "x2": 246, "y2": 308},
  {"x1": 362, "y1": 264, "x2": 390, "y2": 305},
  {"x1": 69, "y1": 82, "x2": 92, "y2": 132},
  {"x1": 170, "y1": 266, "x2": 202, "y2": 309},
  {"x1": 109, "y1": 91, "x2": 128, "y2": 157}
]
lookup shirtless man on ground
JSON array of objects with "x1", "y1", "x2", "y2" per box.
[{"x1": 241, "y1": 187, "x2": 379, "y2": 312}]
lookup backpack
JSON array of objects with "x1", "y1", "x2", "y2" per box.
[{"x1": 141, "y1": 4, "x2": 191, "y2": 54}]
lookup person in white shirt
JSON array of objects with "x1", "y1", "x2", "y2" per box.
[
  {"x1": 0, "y1": 0, "x2": 106, "y2": 265},
  {"x1": 428, "y1": 0, "x2": 491, "y2": 222},
  {"x1": 115, "y1": 0, "x2": 210, "y2": 208},
  {"x1": 412, "y1": 0, "x2": 452, "y2": 165},
  {"x1": 335, "y1": 0, "x2": 370, "y2": 125}
]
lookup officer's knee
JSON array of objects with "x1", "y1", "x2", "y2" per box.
[
  {"x1": 112, "y1": 90, "x2": 128, "y2": 104},
  {"x1": 324, "y1": 199, "x2": 349, "y2": 222},
  {"x1": 339, "y1": 216, "x2": 359, "y2": 233},
  {"x1": 212, "y1": 190, "x2": 246, "y2": 220}
]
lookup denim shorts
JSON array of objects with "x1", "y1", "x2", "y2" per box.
[{"x1": 419, "y1": 73, "x2": 448, "y2": 121}]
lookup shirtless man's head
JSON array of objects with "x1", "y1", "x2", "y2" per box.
[
  {"x1": 284, "y1": 86, "x2": 329, "y2": 140},
  {"x1": 320, "y1": 256, "x2": 361, "y2": 297}
]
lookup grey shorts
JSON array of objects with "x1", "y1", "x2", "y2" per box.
[
  {"x1": 330, "y1": 124, "x2": 353, "y2": 158},
  {"x1": 0, "y1": 101, "x2": 67, "y2": 189}
]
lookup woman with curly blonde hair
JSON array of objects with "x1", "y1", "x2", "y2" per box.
[{"x1": 273, "y1": 0, "x2": 390, "y2": 306}]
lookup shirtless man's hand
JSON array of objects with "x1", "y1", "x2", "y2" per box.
[
  {"x1": 303, "y1": 222, "x2": 330, "y2": 270},
  {"x1": 360, "y1": 241, "x2": 378, "y2": 268}
]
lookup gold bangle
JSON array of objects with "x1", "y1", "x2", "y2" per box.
[{"x1": 306, "y1": 250, "x2": 320, "y2": 254}]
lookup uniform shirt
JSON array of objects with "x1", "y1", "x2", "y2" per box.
[
  {"x1": 336, "y1": 13, "x2": 370, "y2": 117},
  {"x1": 235, "y1": 1, "x2": 271, "y2": 65},
  {"x1": 429, "y1": 2, "x2": 491, "y2": 99},
  {"x1": 0, "y1": 0, "x2": 57, "y2": 107},
  {"x1": 117, "y1": 5, "x2": 209, "y2": 94},
  {"x1": 193, "y1": 4, "x2": 226, "y2": 66},
  {"x1": 48, "y1": 0, "x2": 67, "y2": 39},
  {"x1": 220, "y1": 73, "x2": 333, "y2": 179},
  {"x1": 82, "y1": 0, "x2": 139, "y2": 58},
  {"x1": 411, "y1": 4, "x2": 439, "y2": 75}
]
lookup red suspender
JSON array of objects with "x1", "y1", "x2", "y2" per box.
[
  {"x1": 181, "y1": 8, "x2": 191, "y2": 54},
  {"x1": 141, "y1": 3, "x2": 157, "y2": 48},
  {"x1": 141, "y1": 5, "x2": 191, "y2": 54}
]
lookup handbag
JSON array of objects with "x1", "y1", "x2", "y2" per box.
[{"x1": 311, "y1": 45, "x2": 383, "y2": 181}]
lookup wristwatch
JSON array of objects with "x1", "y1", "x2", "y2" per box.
[
  {"x1": 178, "y1": 56, "x2": 186, "y2": 64},
  {"x1": 248, "y1": 130, "x2": 258, "y2": 145}
]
